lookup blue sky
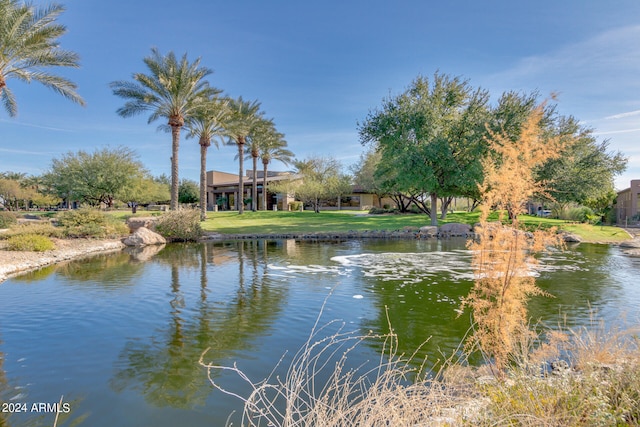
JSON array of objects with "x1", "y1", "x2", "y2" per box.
[{"x1": 1, "y1": 0, "x2": 639, "y2": 190}]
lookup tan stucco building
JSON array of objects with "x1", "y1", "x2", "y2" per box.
[
  {"x1": 206, "y1": 170, "x2": 394, "y2": 211},
  {"x1": 616, "y1": 179, "x2": 640, "y2": 224},
  {"x1": 206, "y1": 170, "x2": 300, "y2": 211}
]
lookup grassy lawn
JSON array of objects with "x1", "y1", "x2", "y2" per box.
[
  {"x1": 201, "y1": 210, "x2": 427, "y2": 234},
  {"x1": 195, "y1": 210, "x2": 632, "y2": 243},
  {"x1": 97, "y1": 208, "x2": 631, "y2": 243}
]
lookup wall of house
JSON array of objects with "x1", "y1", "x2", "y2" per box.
[{"x1": 616, "y1": 179, "x2": 640, "y2": 223}]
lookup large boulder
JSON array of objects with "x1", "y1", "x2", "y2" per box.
[
  {"x1": 619, "y1": 238, "x2": 640, "y2": 248},
  {"x1": 438, "y1": 222, "x2": 472, "y2": 237},
  {"x1": 419, "y1": 225, "x2": 438, "y2": 237},
  {"x1": 122, "y1": 226, "x2": 166, "y2": 247},
  {"x1": 562, "y1": 232, "x2": 582, "y2": 243},
  {"x1": 126, "y1": 216, "x2": 158, "y2": 233}
]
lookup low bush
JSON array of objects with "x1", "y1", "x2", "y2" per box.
[
  {"x1": 0, "y1": 211, "x2": 17, "y2": 228},
  {"x1": 6, "y1": 233, "x2": 55, "y2": 251},
  {"x1": 569, "y1": 206, "x2": 595, "y2": 223},
  {"x1": 57, "y1": 208, "x2": 129, "y2": 238},
  {"x1": 368, "y1": 207, "x2": 398, "y2": 215},
  {"x1": 559, "y1": 206, "x2": 597, "y2": 224},
  {"x1": 154, "y1": 209, "x2": 202, "y2": 242},
  {"x1": 288, "y1": 201, "x2": 303, "y2": 211},
  {"x1": 0, "y1": 222, "x2": 63, "y2": 239},
  {"x1": 368, "y1": 207, "x2": 385, "y2": 214}
]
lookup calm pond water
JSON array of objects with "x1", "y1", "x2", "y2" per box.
[{"x1": 0, "y1": 239, "x2": 639, "y2": 426}]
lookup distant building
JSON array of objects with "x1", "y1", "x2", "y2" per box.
[
  {"x1": 205, "y1": 170, "x2": 394, "y2": 211},
  {"x1": 206, "y1": 170, "x2": 300, "y2": 211},
  {"x1": 616, "y1": 179, "x2": 640, "y2": 224}
]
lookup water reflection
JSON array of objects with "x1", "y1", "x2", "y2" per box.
[
  {"x1": 111, "y1": 241, "x2": 287, "y2": 409},
  {"x1": 533, "y1": 244, "x2": 640, "y2": 327},
  {"x1": 329, "y1": 240, "x2": 476, "y2": 367},
  {"x1": 57, "y1": 252, "x2": 145, "y2": 287}
]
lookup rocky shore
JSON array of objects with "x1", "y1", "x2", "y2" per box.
[{"x1": 0, "y1": 238, "x2": 125, "y2": 283}]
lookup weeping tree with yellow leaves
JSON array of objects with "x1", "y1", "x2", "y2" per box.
[{"x1": 462, "y1": 103, "x2": 568, "y2": 371}]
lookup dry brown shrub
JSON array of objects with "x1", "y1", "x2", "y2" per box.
[{"x1": 461, "y1": 104, "x2": 566, "y2": 370}]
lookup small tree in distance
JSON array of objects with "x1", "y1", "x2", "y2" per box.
[
  {"x1": 44, "y1": 146, "x2": 147, "y2": 208},
  {"x1": 285, "y1": 156, "x2": 351, "y2": 213}
]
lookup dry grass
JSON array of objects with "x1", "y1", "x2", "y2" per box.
[
  {"x1": 199, "y1": 301, "x2": 484, "y2": 426},
  {"x1": 200, "y1": 307, "x2": 640, "y2": 426},
  {"x1": 477, "y1": 317, "x2": 640, "y2": 426}
]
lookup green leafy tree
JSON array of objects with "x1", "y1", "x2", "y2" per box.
[
  {"x1": 350, "y1": 148, "x2": 389, "y2": 208},
  {"x1": 0, "y1": 171, "x2": 27, "y2": 181},
  {"x1": 534, "y1": 117, "x2": 627, "y2": 211},
  {"x1": 185, "y1": 95, "x2": 229, "y2": 220},
  {"x1": 359, "y1": 72, "x2": 490, "y2": 225},
  {"x1": 0, "y1": 177, "x2": 25, "y2": 209},
  {"x1": 225, "y1": 97, "x2": 263, "y2": 214},
  {"x1": 178, "y1": 179, "x2": 199, "y2": 204},
  {"x1": 110, "y1": 48, "x2": 215, "y2": 210},
  {"x1": 0, "y1": 0, "x2": 84, "y2": 116},
  {"x1": 44, "y1": 146, "x2": 146, "y2": 208},
  {"x1": 488, "y1": 91, "x2": 627, "y2": 213},
  {"x1": 119, "y1": 175, "x2": 170, "y2": 207},
  {"x1": 290, "y1": 156, "x2": 352, "y2": 213},
  {"x1": 487, "y1": 90, "x2": 556, "y2": 142}
]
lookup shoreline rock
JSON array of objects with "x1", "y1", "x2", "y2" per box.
[{"x1": 122, "y1": 226, "x2": 166, "y2": 247}]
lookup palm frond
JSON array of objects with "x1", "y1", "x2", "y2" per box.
[
  {"x1": 1, "y1": 86, "x2": 18, "y2": 117},
  {"x1": 0, "y1": 0, "x2": 84, "y2": 113}
]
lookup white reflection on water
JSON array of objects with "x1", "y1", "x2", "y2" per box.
[
  {"x1": 332, "y1": 250, "x2": 475, "y2": 285},
  {"x1": 267, "y1": 249, "x2": 592, "y2": 290},
  {"x1": 267, "y1": 263, "x2": 349, "y2": 275}
]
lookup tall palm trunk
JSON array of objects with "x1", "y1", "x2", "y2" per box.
[
  {"x1": 199, "y1": 137, "x2": 210, "y2": 221},
  {"x1": 262, "y1": 159, "x2": 269, "y2": 210},
  {"x1": 237, "y1": 138, "x2": 245, "y2": 214},
  {"x1": 170, "y1": 121, "x2": 182, "y2": 211},
  {"x1": 251, "y1": 152, "x2": 258, "y2": 211}
]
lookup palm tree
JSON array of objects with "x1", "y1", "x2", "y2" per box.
[
  {"x1": 225, "y1": 97, "x2": 262, "y2": 214},
  {"x1": 185, "y1": 96, "x2": 229, "y2": 221},
  {"x1": 110, "y1": 48, "x2": 215, "y2": 210},
  {"x1": 240, "y1": 117, "x2": 275, "y2": 211},
  {"x1": 0, "y1": 0, "x2": 84, "y2": 116},
  {"x1": 259, "y1": 132, "x2": 293, "y2": 210}
]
